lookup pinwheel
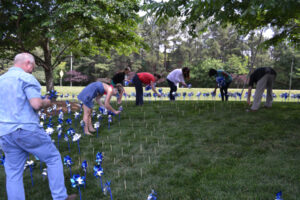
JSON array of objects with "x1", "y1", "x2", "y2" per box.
[
  {"x1": 196, "y1": 92, "x2": 201, "y2": 100},
  {"x1": 95, "y1": 152, "x2": 103, "y2": 165},
  {"x1": 118, "y1": 106, "x2": 123, "y2": 121},
  {"x1": 108, "y1": 115, "x2": 112, "y2": 129},
  {"x1": 94, "y1": 121, "x2": 100, "y2": 138},
  {"x1": 0, "y1": 153, "x2": 5, "y2": 165},
  {"x1": 45, "y1": 126, "x2": 54, "y2": 136},
  {"x1": 58, "y1": 111, "x2": 64, "y2": 121},
  {"x1": 46, "y1": 90, "x2": 58, "y2": 100},
  {"x1": 42, "y1": 168, "x2": 47, "y2": 179},
  {"x1": 81, "y1": 160, "x2": 88, "y2": 188},
  {"x1": 280, "y1": 93, "x2": 289, "y2": 101},
  {"x1": 103, "y1": 181, "x2": 113, "y2": 200},
  {"x1": 65, "y1": 118, "x2": 71, "y2": 126},
  {"x1": 64, "y1": 155, "x2": 73, "y2": 177},
  {"x1": 274, "y1": 191, "x2": 283, "y2": 200},
  {"x1": 93, "y1": 165, "x2": 104, "y2": 192},
  {"x1": 24, "y1": 160, "x2": 35, "y2": 186},
  {"x1": 145, "y1": 84, "x2": 152, "y2": 91},
  {"x1": 72, "y1": 133, "x2": 82, "y2": 154},
  {"x1": 147, "y1": 190, "x2": 157, "y2": 200},
  {"x1": 187, "y1": 83, "x2": 192, "y2": 88},
  {"x1": 70, "y1": 174, "x2": 86, "y2": 200},
  {"x1": 64, "y1": 134, "x2": 71, "y2": 152},
  {"x1": 80, "y1": 120, "x2": 85, "y2": 135}
]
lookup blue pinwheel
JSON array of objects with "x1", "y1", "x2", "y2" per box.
[
  {"x1": 93, "y1": 165, "x2": 104, "y2": 192},
  {"x1": 147, "y1": 189, "x2": 157, "y2": 200},
  {"x1": 275, "y1": 191, "x2": 283, "y2": 200},
  {"x1": 64, "y1": 155, "x2": 73, "y2": 177},
  {"x1": 182, "y1": 92, "x2": 187, "y2": 100},
  {"x1": 81, "y1": 160, "x2": 88, "y2": 176},
  {"x1": 196, "y1": 92, "x2": 201, "y2": 100},
  {"x1": 64, "y1": 134, "x2": 71, "y2": 152},
  {"x1": 70, "y1": 174, "x2": 85, "y2": 200},
  {"x1": 56, "y1": 125, "x2": 62, "y2": 148},
  {"x1": 145, "y1": 84, "x2": 152, "y2": 91},
  {"x1": 67, "y1": 128, "x2": 76, "y2": 137},
  {"x1": 99, "y1": 106, "x2": 106, "y2": 114},
  {"x1": 96, "y1": 152, "x2": 103, "y2": 165},
  {"x1": 47, "y1": 90, "x2": 58, "y2": 100},
  {"x1": 188, "y1": 92, "x2": 194, "y2": 100},
  {"x1": 118, "y1": 106, "x2": 123, "y2": 121},
  {"x1": 187, "y1": 83, "x2": 192, "y2": 88},
  {"x1": 104, "y1": 181, "x2": 113, "y2": 200},
  {"x1": 108, "y1": 115, "x2": 112, "y2": 130},
  {"x1": 94, "y1": 121, "x2": 100, "y2": 138},
  {"x1": 280, "y1": 93, "x2": 289, "y2": 101},
  {"x1": 58, "y1": 111, "x2": 64, "y2": 121},
  {"x1": 66, "y1": 118, "x2": 72, "y2": 126},
  {"x1": 0, "y1": 153, "x2": 5, "y2": 165},
  {"x1": 24, "y1": 160, "x2": 35, "y2": 186},
  {"x1": 72, "y1": 133, "x2": 82, "y2": 154}
]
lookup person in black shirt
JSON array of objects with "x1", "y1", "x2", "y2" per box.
[
  {"x1": 111, "y1": 67, "x2": 131, "y2": 86},
  {"x1": 247, "y1": 67, "x2": 276, "y2": 111}
]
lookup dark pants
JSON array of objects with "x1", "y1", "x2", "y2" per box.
[
  {"x1": 220, "y1": 81, "x2": 231, "y2": 101},
  {"x1": 132, "y1": 74, "x2": 143, "y2": 105},
  {"x1": 167, "y1": 79, "x2": 177, "y2": 101}
]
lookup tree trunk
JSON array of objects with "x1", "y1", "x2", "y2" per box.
[
  {"x1": 45, "y1": 67, "x2": 54, "y2": 91},
  {"x1": 42, "y1": 39, "x2": 54, "y2": 91}
]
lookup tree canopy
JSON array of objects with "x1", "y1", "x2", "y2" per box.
[
  {"x1": 0, "y1": 0, "x2": 144, "y2": 90},
  {"x1": 145, "y1": 0, "x2": 300, "y2": 46}
]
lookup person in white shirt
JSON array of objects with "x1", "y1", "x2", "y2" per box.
[{"x1": 166, "y1": 67, "x2": 190, "y2": 101}]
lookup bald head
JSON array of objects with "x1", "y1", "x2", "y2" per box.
[{"x1": 14, "y1": 53, "x2": 36, "y2": 73}]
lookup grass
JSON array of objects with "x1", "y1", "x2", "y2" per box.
[
  {"x1": 0, "y1": 100, "x2": 300, "y2": 200},
  {"x1": 42, "y1": 86, "x2": 300, "y2": 102}
]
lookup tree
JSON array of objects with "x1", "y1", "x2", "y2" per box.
[
  {"x1": 146, "y1": 0, "x2": 299, "y2": 46},
  {"x1": 0, "y1": 0, "x2": 144, "y2": 90}
]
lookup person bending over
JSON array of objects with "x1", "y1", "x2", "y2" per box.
[
  {"x1": 209, "y1": 68, "x2": 232, "y2": 101},
  {"x1": 131, "y1": 72, "x2": 161, "y2": 105},
  {"x1": 247, "y1": 67, "x2": 276, "y2": 111},
  {"x1": 166, "y1": 67, "x2": 190, "y2": 101},
  {"x1": 78, "y1": 82, "x2": 122, "y2": 135}
]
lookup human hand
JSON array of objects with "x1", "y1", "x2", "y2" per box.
[
  {"x1": 157, "y1": 93, "x2": 161, "y2": 97},
  {"x1": 114, "y1": 110, "x2": 121, "y2": 115}
]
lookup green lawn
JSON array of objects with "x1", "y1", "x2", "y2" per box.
[{"x1": 0, "y1": 101, "x2": 299, "y2": 200}]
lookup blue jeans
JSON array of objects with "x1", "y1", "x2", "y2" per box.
[
  {"x1": 132, "y1": 74, "x2": 144, "y2": 105},
  {"x1": 0, "y1": 129, "x2": 68, "y2": 200}
]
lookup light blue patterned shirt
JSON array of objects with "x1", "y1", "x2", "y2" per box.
[{"x1": 0, "y1": 67, "x2": 42, "y2": 136}]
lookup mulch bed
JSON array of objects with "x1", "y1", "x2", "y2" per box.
[{"x1": 49, "y1": 100, "x2": 81, "y2": 116}]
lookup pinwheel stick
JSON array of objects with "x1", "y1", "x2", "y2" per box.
[
  {"x1": 77, "y1": 140, "x2": 81, "y2": 154},
  {"x1": 99, "y1": 176, "x2": 103, "y2": 192},
  {"x1": 78, "y1": 187, "x2": 82, "y2": 200},
  {"x1": 29, "y1": 167, "x2": 34, "y2": 186}
]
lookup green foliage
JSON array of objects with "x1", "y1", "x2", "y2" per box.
[
  {"x1": 146, "y1": 0, "x2": 300, "y2": 46},
  {"x1": 0, "y1": 0, "x2": 144, "y2": 90},
  {"x1": 225, "y1": 54, "x2": 247, "y2": 74},
  {"x1": 190, "y1": 58, "x2": 223, "y2": 87}
]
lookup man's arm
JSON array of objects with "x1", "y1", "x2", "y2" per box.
[
  {"x1": 29, "y1": 98, "x2": 51, "y2": 110},
  {"x1": 151, "y1": 81, "x2": 161, "y2": 97}
]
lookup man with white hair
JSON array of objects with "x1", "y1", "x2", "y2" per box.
[{"x1": 0, "y1": 53, "x2": 76, "y2": 200}]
